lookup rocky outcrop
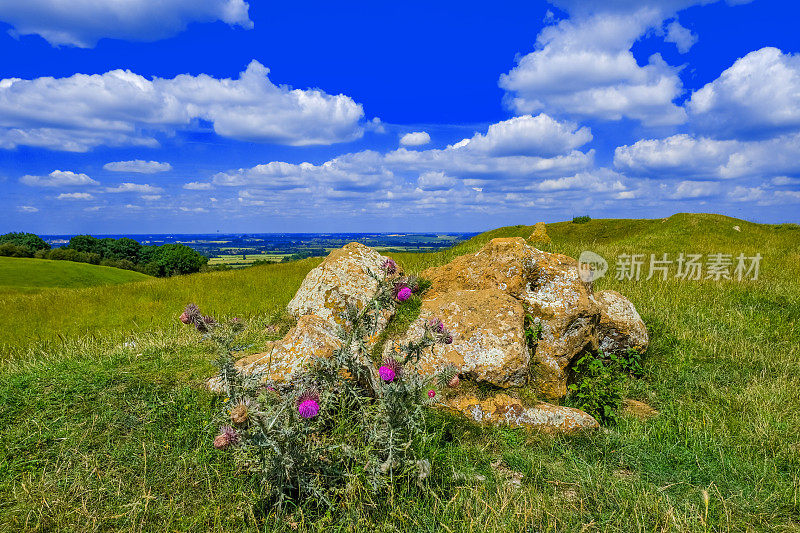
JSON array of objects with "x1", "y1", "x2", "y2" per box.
[
  {"x1": 445, "y1": 393, "x2": 599, "y2": 433},
  {"x1": 594, "y1": 290, "x2": 649, "y2": 354},
  {"x1": 208, "y1": 314, "x2": 342, "y2": 391},
  {"x1": 209, "y1": 235, "x2": 647, "y2": 434},
  {"x1": 522, "y1": 247, "x2": 599, "y2": 398}
]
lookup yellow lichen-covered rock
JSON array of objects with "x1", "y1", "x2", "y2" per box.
[
  {"x1": 421, "y1": 237, "x2": 599, "y2": 398},
  {"x1": 287, "y1": 242, "x2": 392, "y2": 326},
  {"x1": 593, "y1": 290, "x2": 649, "y2": 354},
  {"x1": 522, "y1": 247, "x2": 599, "y2": 399},
  {"x1": 385, "y1": 288, "x2": 529, "y2": 387},
  {"x1": 444, "y1": 393, "x2": 598, "y2": 433},
  {"x1": 421, "y1": 237, "x2": 535, "y2": 300},
  {"x1": 208, "y1": 315, "x2": 341, "y2": 391},
  {"x1": 528, "y1": 222, "x2": 551, "y2": 245}
]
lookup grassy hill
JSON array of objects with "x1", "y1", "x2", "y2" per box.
[
  {"x1": 0, "y1": 256, "x2": 150, "y2": 295},
  {"x1": 0, "y1": 214, "x2": 798, "y2": 531}
]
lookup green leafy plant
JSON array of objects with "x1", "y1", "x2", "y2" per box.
[
  {"x1": 568, "y1": 351, "x2": 624, "y2": 424},
  {"x1": 610, "y1": 348, "x2": 644, "y2": 378}
]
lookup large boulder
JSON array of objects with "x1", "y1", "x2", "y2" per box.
[
  {"x1": 594, "y1": 290, "x2": 649, "y2": 353},
  {"x1": 384, "y1": 288, "x2": 529, "y2": 387},
  {"x1": 287, "y1": 242, "x2": 391, "y2": 326},
  {"x1": 421, "y1": 237, "x2": 599, "y2": 399},
  {"x1": 445, "y1": 393, "x2": 599, "y2": 433},
  {"x1": 422, "y1": 237, "x2": 535, "y2": 301}
]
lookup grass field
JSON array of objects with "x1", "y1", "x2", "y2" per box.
[
  {"x1": 0, "y1": 213, "x2": 798, "y2": 531},
  {"x1": 0, "y1": 256, "x2": 150, "y2": 295},
  {"x1": 207, "y1": 254, "x2": 292, "y2": 267}
]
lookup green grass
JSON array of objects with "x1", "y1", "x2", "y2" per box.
[
  {"x1": 0, "y1": 213, "x2": 799, "y2": 531},
  {"x1": 0, "y1": 257, "x2": 150, "y2": 295}
]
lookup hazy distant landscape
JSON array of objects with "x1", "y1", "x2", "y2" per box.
[{"x1": 40, "y1": 232, "x2": 477, "y2": 267}]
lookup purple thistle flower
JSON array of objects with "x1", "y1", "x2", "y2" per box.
[
  {"x1": 298, "y1": 399, "x2": 320, "y2": 419},
  {"x1": 381, "y1": 258, "x2": 398, "y2": 275},
  {"x1": 397, "y1": 287, "x2": 412, "y2": 302},
  {"x1": 214, "y1": 425, "x2": 239, "y2": 449},
  {"x1": 427, "y1": 318, "x2": 445, "y2": 333},
  {"x1": 378, "y1": 365, "x2": 396, "y2": 382},
  {"x1": 297, "y1": 390, "x2": 320, "y2": 419}
]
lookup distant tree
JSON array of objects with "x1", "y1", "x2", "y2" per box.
[
  {"x1": 103, "y1": 237, "x2": 142, "y2": 263},
  {"x1": 67, "y1": 235, "x2": 102, "y2": 255},
  {"x1": 155, "y1": 244, "x2": 208, "y2": 276},
  {"x1": 138, "y1": 262, "x2": 163, "y2": 277},
  {"x1": 572, "y1": 216, "x2": 591, "y2": 224},
  {"x1": 0, "y1": 232, "x2": 50, "y2": 252}
]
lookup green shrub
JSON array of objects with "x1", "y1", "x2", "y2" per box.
[
  {"x1": 0, "y1": 242, "x2": 34, "y2": 258},
  {"x1": 572, "y1": 216, "x2": 591, "y2": 224},
  {"x1": 0, "y1": 232, "x2": 50, "y2": 252},
  {"x1": 568, "y1": 351, "x2": 624, "y2": 424}
]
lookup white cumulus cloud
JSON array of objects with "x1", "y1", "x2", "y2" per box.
[
  {"x1": 459, "y1": 114, "x2": 592, "y2": 158},
  {"x1": 183, "y1": 181, "x2": 214, "y2": 190},
  {"x1": 0, "y1": 0, "x2": 252, "y2": 47},
  {"x1": 0, "y1": 61, "x2": 365, "y2": 152},
  {"x1": 614, "y1": 133, "x2": 800, "y2": 180},
  {"x1": 499, "y1": 6, "x2": 687, "y2": 126},
  {"x1": 19, "y1": 170, "x2": 98, "y2": 187},
  {"x1": 103, "y1": 160, "x2": 172, "y2": 173},
  {"x1": 687, "y1": 47, "x2": 800, "y2": 138},
  {"x1": 664, "y1": 20, "x2": 697, "y2": 53},
  {"x1": 400, "y1": 131, "x2": 431, "y2": 147},
  {"x1": 56, "y1": 192, "x2": 94, "y2": 200},
  {"x1": 671, "y1": 180, "x2": 720, "y2": 199},
  {"x1": 104, "y1": 182, "x2": 164, "y2": 193}
]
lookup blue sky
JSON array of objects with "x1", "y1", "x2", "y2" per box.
[{"x1": 1, "y1": 0, "x2": 799, "y2": 234}]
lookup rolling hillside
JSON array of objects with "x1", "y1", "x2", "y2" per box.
[
  {"x1": 0, "y1": 256, "x2": 150, "y2": 295},
  {"x1": 0, "y1": 214, "x2": 798, "y2": 531}
]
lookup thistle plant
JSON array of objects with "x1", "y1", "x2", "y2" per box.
[{"x1": 184, "y1": 259, "x2": 454, "y2": 507}]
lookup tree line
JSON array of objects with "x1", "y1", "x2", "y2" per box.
[{"x1": 0, "y1": 232, "x2": 208, "y2": 277}]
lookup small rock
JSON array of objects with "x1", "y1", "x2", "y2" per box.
[
  {"x1": 621, "y1": 398, "x2": 658, "y2": 419},
  {"x1": 733, "y1": 225, "x2": 741, "y2": 232},
  {"x1": 444, "y1": 393, "x2": 598, "y2": 433},
  {"x1": 208, "y1": 315, "x2": 342, "y2": 391},
  {"x1": 528, "y1": 221, "x2": 552, "y2": 246}
]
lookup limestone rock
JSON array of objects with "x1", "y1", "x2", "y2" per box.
[
  {"x1": 523, "y1": 247, "x2": 599, "y2": 399},
  {"x1": 208, "y1": 314, "x2": 342, "y2": 391},
  {"x1": 287, "y1": 242, "x2": 391, "y2": 326},
  {"x1": 421, "y1": 237, "x2": 535, "y2": 300},
  {"x1": 528, "y1": 221, "x2": 552, "y2": 245},
  {"x1": 445, "y1": 393, "x2": 598, "y2": 432},
  {"x1": 421, "y1": 237, "x2": 599, "y2": 398},
  {"x1": 385, "y1": 288, "x2": 529, "y2": 387},
  {"x1": 594, "y1": 290, "x2": 648, "y2": 354}
]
